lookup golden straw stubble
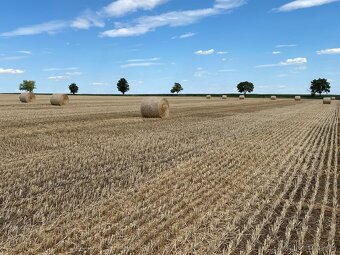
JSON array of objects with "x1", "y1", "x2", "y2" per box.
[{"x1": 140, "y1": 97, "x2": 170, "y2": 118}]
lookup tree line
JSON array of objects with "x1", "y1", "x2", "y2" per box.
[{"x1": 18, "y1": 78, "x2": 332, "y2": 96}]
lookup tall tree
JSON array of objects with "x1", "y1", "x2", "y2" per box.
[
  {"x1": 69, "y1": 83, "x2": 79, "y2": 95},
  {"x1": 19, "y1": 80, "x2": 36, "y2": 92},
  {"x1": 117, "y1": 78, "x2": 129, "y2": 95},
  {"x1": 237, "y1": 81, "x2": 254, "y2": 95},
  {"x1": 310, "y1": 78, "x2": 330, "y2": 96},
  {"x1": 170, "y1": 82, "x2": 183, "y2": 94}
]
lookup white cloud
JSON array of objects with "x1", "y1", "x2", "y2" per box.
[
  {"x1": 65, "y1": 71, "x2": 83, "y2": 76},
  {"x1": 0, "y1": 68, "x2": 24, "y2": 74},
  {"x1": 272, "y1": 51, "x2": 281, "y2": 54},
  {"x1": 121, "y1": 62, "x2": 161, "y2": 68},
  {"x1": 92, "y1": 82, "x2": 110, "y2": 85},
  {"x1": 18, "y1": 51, "x2": 32, "y2": 55},
  {"x1": 195, "y1": 49, "x2": 215, "y2": 55},
  {"x1": 275, "y1": 0, "x2": 339, "y2": 12},
  {"x1": 217, "y1": 51, "x2": 228, "y2": 54},
  {"x1": 219, "y1": 69, "x2": 236, "y2": 72},
  {"x1": 100, "y1": 0, "x2": 246, "y2": 37},
  {"x1": 103, "y1": 0, "x2": 168, "y2": 17},
  {"x1": 256, "y1": 57, "x2": 307, "y2": 68},
  {"x1": 127, "y1": 57, "x2": 160, "y2": 62},
  {"x1": 172, "y1": 32, "x2": 196, "y2": 39},
  {"x1": 43, "y1": 67, "x2": 79, "y2": 71},
  {"x1": 275, "y1": 44, "x2": 297, "y2": 48},
  {"x1": 0, "y1": 56, "x2": 25, "y2": 61},
  {"x1": 1, "y1": 21, "x2": 67, "y2": 37},
  {"x1": 71, "y1": 10, "x2": 105, "y2": 29},
  {"x1": 316, "y1": 48, "x2": 340, "y2": 55},
  {"x1": 48, "y1": 75, "x2": 69, "y2": 81}
]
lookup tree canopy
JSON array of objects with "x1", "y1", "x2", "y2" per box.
[
  {"x1": 237, "y1": 81, "x2": 254, "y2": 95},
  {"x1": 117, "y1": 78, "x2": 129, "y2": 95},
  {"x1": 310, "y1": 78, "x2": 330, "y2": 96},
  {"x1": 170, "y1": 83, "x2": 183, "y2": 94},
  {"x1": 69, "y1": 83, "x2": 79, "y2": 95},
  {"x1": 19, "y1": 80, "x2": 36, "y2": 92}
]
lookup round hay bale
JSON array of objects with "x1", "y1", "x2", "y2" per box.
[
  {"x1": 222, "y1": 95, "x2": 227, "y2": 99},
  {"x1": 140, "y1": 97, "x2": 169, "y2": 118},
  {"x1": 206, "y1": 95, "x2": 211, "y2": 99},
  {"x1": 323, "y1": 97, "x2": 331, "y2": 104},
  {"x1": 295, "y1": 96, "x2": 301, "y2": 101},
  {"x1": 19, "y1": 92, "x2": 35, "y2": 103},
  {"x1": 331, "y1": 97, "x2": 336, "y2": 100},
  {"x1": 239, "y1": 95, "x2": 245, "y2": 100},
  {"x1": 271, "y1": 96, "x2": 277, "y2": 100},
  {"x1": 50, "y1": 94, "x2": 69, "y2": 106}
]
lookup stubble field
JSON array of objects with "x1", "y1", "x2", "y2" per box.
[{"x1": 0, "y1": 94, "x2": 339, "y2": 254}]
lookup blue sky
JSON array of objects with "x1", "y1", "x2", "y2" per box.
[{"x1": 0, "y1": 0, "x2": 339, "y2": 94}]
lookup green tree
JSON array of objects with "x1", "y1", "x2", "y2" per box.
[
  {"x1": 19, "y1": 80, "x2": 36, "y2": 92},
  {"x1": 170, "y1": 82, "x2": 183, "y2": 94},
  {"x1": 237, "y1": 81, "x2": 254, "y2": 95},
  {"x1": 117, "y1": 78, "x2": 129, "y2": 95},
  {"x1": 310, "y1": 78, "x2": 330, "y2": 96},
  {"x1": 69, "y1": 83, "x2": 79, "y2": 95}
]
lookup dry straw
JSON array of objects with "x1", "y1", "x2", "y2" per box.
[
  {"x1": 206, "y1": 95, "x2": 211, "y2": 99},
  {"x1": 323, "y1": 97, "x2": 331, "y2": 104},
  {"x1": 140, "y1": 97, "x2": 169, "y2": 118},
  {"x1": 295, "y1": 96, "x2": 301, "y2": 101},
  {"x1": 239, "y1": 95, "x2": 245, "y2": 100},
  {"x1": 271, "y1": 96, "x2": 277, "y2": 100},
  {"x1": 222, "y1": 95, "x2": 227, "y2": 99},
  {"x1": 50, "y1": 94, "x2": 69, "y2": 106},
  {"x1": 19, "y1": 92, "x2": 35, "y2": 103}
]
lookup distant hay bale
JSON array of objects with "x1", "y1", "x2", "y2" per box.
[
  {"x1": 140, "y1": 97, "x2": 169, "y2": 118},
  {"x1": 206, "y1": 95, "x2": 211, "y2": 99},
  {"x1": 271, "y1": 96, "x2": 277, "y2": 100},
  {"x1": 331, "y1": 97, "x2": 336, "y2": 100},
  {"x1": 323, "y1": 97, "x2": 331, "y2": 104},
  {"x1": 239, "y1": 95, "x2": 245, "y2": 100},
  {"x1": 19, "y1": 92, "x2": 35, "y2": 103},
  {"x1": 222, "y1": 95, "x2": 227, "y2": 99},
  {"x1": 295, "y1": 96, "x2": 301, "y2": 101},
  {"x1": 50, "y1": 94, "x2": 69, "y2": 106}
]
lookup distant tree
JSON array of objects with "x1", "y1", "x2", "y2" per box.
[
  {"x1": 171, "y1": 82, "x2": 183, "y2": 94},
  {"x1": 19, "y1": 80, "x2": 36, "y2": 92},
  {"x1": 117, "y1": 78, "x2": 129, "y2": 95},
  {"x1": 69, "y1": 83, "x2": 79, "y2": 95},
  {"x1": 237, "y1": 81, "x2": 254, "y2": 95},
  {"x1": 310, "y1": 78, "x2": 330, "y2": 96}
]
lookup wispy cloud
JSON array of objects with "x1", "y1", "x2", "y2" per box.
[
  {"x1": 317, "y1": 48, "x2": 340, "y2": 55},
  {"x1": 217, "y1": 51, "x2": 228, "y2": 54},
  {"x1": 0, "y1": 56, "x2": 26, "y2": 61},
  {"x1": 48, "y1": 75, "x2": 69, "y2": 81},
  {"x1": 275, "y1": 44, "x2": 297, "y2": 48},
  {"x1": 256, "y1": 57, "x2": 307, "y2": 68},
  {"x1": 219, "y1": 69, "x2": 236, "y2": 72},
  {"x1": 121, "y1": 62, "x2": 161, "y2": 68},
  {"x1": 0, "y1": 68, "x2": 24, "y2": 74},
  {"x1": 92, "y1": 82, "x2": 110, "y2": 86},
  {"x1": 172, "y1": 32, "x2": 196, "y2": 39},
  {"x1": 195, "y1": 49, "x2": 215, "y2": 55},
  {"x1": 1, "y1": 21, "x2": 68, "y2": 37},
  {"x1": 127, "y1": 57, "x2": 160, "y2": 62},
  {"x1": 100, "y1": 0, "x2": 246, "y2": 37},
  {"x1": 103, "y1": 0, "x2": 168, "y2": 17},
  {"x1": 272, "y1": 51, "x2": 281, "y2": 54},
  {"x1": 71, "y1": 10, "x2": 105, "y2": 29},
  {"x1": 43, "y1": 67, "x2": 79, "y2": 71},
  {"x1": 18, "y1": 50, "x2": 32, "y2": 55},
  {"x1": 274, "y1": 0, "x2": 339, "y2": 12}
]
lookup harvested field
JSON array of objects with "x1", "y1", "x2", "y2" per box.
[{"x1": 0, "y1": 94, "x2": 339, "y2": 254}]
